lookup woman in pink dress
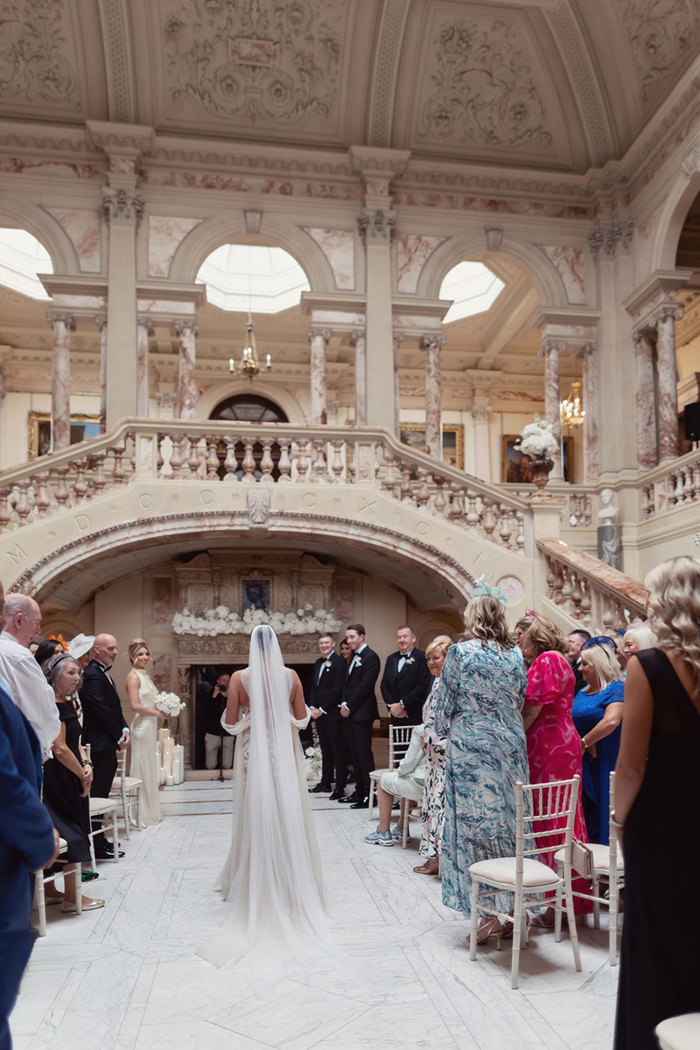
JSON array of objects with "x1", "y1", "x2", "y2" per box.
[{"x1": 515, "y1": 612, "x2": 592, "y2": 927}]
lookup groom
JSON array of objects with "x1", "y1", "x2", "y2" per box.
[{"x1": 339, "y1": 623, "x2": 380, "y2": 809}]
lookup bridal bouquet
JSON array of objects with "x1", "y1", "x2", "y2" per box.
[
  {"x1": 304, "y1": 723, "x2": 322, "y2": 783},
  {"x1": 515, "y1": 414, "x2": 558, "y2": 458},
  {"x1": 154, "y1": 691, "x2": 186, "y2": 719}
]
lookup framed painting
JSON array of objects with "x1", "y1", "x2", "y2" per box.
[
  {"x1": 28, "y1": 411, "x2": 100, "y2": 459},
  {"x1": 501, "y1": 434, "x2": 573, "y2": 483},
  {"x1": 242, "y1": 579, "x2": 270, "y2": 612},
  {"x1": 399, "y1": 424, "x2": 464, "y2": 470}
]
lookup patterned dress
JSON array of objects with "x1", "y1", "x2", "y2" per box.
[
  {"x1": 433, "y1": 640, "x2": 529, "y2": 916},
  {"x1": 418, "y1": 678, "x2": 447, "y2": 859}
]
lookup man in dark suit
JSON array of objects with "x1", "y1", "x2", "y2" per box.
[
  {"x1": 0, "y1": 581, "x2": 59, "y2": 1049},
  {"x1": 380, "y1": 624, "x2": 431, "y2": 726},
  {"x1": 567, "y1": 629, "x2": 591, "y2": 694},
  {"x1": 308, "y1": 633, "x2": 347, "y2": 799},
  {"x1": 79, "y1": 633, "x2": 129, "y2": 859},
  {"x1": 339, "y1": 623, "x2": 380, "y2": 809}
]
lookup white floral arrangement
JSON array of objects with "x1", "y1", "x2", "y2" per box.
[
  {"x1": 304, "y1": 723, "x2": 323, "y2": 783},
  {"x1": 514, "y1": 414, "x2": 559, "y2": 458},
  {"x1": 172, "y1": 603, "x2": 342, "y2": 638},
  {"x1": 154, "y1": 691, "x2": 186, "y2": 718}
]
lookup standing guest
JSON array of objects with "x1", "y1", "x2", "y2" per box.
[
  {"x1": 614, "y1": 557, "x2": 700, "y2": 1050},
  {"x1": 414, "y1": 635, "x2": 451, "y2": 876},
  {"x1": 433, "y1": 593, "x2": 528, "y2": 944},
  {"x1": 622, "y1": 621, "x2": 657, "y2": 663},
  {"x1": 380, "y1": 624, "x2": 431, "y2": 725},
  {"x1": 567, "y1": 629, "x2": 591, "y2": 694},
  {"x1": 515, "y1": 612, "x2": 591, "y2": 926},
  {"x1": 125, "y1": 640, "x2": 163, "y2": 828},
  {"x1": 572, "y1": 637, "x2": 624, "y2": 843},
  {"x1": 66, "y1": 634, "x2": 95, "y2": 671},
  {"x1": 41, "y1": 654, "x2": 104, "y2": 911},
  {"x1": 201, "y1": 672, "x2": 233, "y2": 771},
  {"x1": 0, "y1": 581, "x2": 59, "y2": 1050},
  {"x1": 364, "y1": 722, "x2": 426, "y2": 846},
  {"x1": 308, "y1": 633, "x2": 346, "y2": 798},
  {"x1": 339, "y1": 623, "x2": 380, "y2": 809},
  {"x1": 0, "y1": 594, "x2": 59, "y2": 760},
  {"x1": 34, "y1": 639, "x2": 63, "y2": 666},
  {"x1": 79, "y1": 633, "x2": 128, "y2": 859},
  {"x1": 339, "y1": 639, "x2": 352, "y2": 664}
]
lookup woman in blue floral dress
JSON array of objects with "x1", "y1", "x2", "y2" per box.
[{"x1": 433, "y1": 594, "x2": 529, "y2": 938}]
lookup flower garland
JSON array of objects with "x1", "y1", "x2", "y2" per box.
[{"x1": 172, "y1": 603, "x2": 342, "y2": 637}]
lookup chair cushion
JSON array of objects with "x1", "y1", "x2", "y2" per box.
[
  {"x1": 554, "y1": 844, "x2": 625, "y2": 873},
  {"x1": 369, "y1": 768, "x2": 390, "y2": 781},
  {"x1": 470, "y1": 856, "x2": 561, "y2": 889},
  {"x1": 89, "y1": 798, "x2": 118, "y2": 815},
  {"x1": 656, "y1": 1013, "x2": 700, "y2": 1050},
  {"x1": 110, "y1": 776, "x2": 143, "y2": 792}
]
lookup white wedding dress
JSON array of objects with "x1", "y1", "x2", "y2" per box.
[
  {"x1": 196, "y1": 626, "x2": 327, "y2": 970},
  {"x1": 129, "y1": 669, "x2": 162, "y2": 828}
]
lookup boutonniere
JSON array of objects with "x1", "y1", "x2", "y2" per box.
[
  {"x1": 354, "y1": 656, "x2": 363, "y2": 667},
  {"x1": 405, "y1": 656, "x2": 415, "y2": 665},
  {"x1": 323, "y1": 659, "x2": 332, "y2": 670}
]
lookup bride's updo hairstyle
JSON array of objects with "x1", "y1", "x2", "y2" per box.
[
  {"x1": 462, "y1": 594, "x2": 514, "y2": 650},
  {"x1": 645, "y1": 556, "x2": 700, "y2": 696},
  {"x1": 128, "y1": 638, "x2": 150, "y2": 665}
]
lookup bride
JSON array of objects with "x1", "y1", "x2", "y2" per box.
[{"x1": 197, "y1": 624, "x2": 326, "y2": 968}]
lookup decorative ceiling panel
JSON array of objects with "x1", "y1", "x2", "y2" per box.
[
  {"x1": 0, "y1": 0, "x2": 85, "y2": 118},
  {"x1": 616, "y1": 0, "x2": 699, "y2": 102}
]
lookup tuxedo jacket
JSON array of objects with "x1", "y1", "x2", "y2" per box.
[
  {"x1": 0, "y1": 681, "x2": 56, "y2": 934},
  {"x1": 380, "y1": 649, "x2": 432, "y2": 724},
  {"x1": 308, "y1": 651, "x2": 346, "y2": 720},
  {"x1": 79, "y1": 659, "x2": 126, "y2": 754},
  {"x1": 342, "y1": 646, "x2": 380, "y2": 722}
]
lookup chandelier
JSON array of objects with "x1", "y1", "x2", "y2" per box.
[
  {"x1": 560, "y1": 380, "x2": 585, "y2": 427},
  {"x1": 229, "y1": 312, "x2": 271, "y2": 381}
]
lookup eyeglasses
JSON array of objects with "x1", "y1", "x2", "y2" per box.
[{"x1": 581, "y1": 635, "x2": 617, "y2": 652}]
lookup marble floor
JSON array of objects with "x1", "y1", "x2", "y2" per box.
[{"x1": 13, "y1": 781, "x2": 619, "y2": 1050}]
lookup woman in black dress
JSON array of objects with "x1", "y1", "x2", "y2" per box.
[
  {"x1": 614, "y1": 556, "x2": 700, "y2": 1049},
  {"x1": 42, "y1": 654, "x2": 104, "y2": 912}
]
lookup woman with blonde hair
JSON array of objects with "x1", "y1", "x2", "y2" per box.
[
  {"x1": 572, "y1": 636, "x2": 624, "y2": 843},
  {"x1": 614, "y1": 557, "x2": 700, "y2": 1050},
  {"x1": 414, "y1": 634, "x2": 452, "y2": 876},
  {"x1": 125, "y1": 639, "x2": 162, "y2": 828}
]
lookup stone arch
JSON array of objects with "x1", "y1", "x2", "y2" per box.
[
  {"x1": 195, "y1": 379, "x2": 306, "y2": 424},
  {"x1": 0, "y1": 198, "x2": 79, "y2": 274},
  {"x1": 650, "y1": 161, "x2": 700, "y2": 272},
  {"x1": 168, "y1": 213, "x2": 335, "y2": 293}
]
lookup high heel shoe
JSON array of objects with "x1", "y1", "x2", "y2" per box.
[{"x1": 466, "y1": 917, "x2": 508, "y2": 948}]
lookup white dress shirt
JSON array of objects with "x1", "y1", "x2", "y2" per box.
[{"x1": 0, "y1": 629, "x2": 60, "y2": 760}]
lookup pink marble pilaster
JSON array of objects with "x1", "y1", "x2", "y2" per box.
[
  {"x1": 421, "y1": 333, "x2": 445, "y2": 460},
  {"x1": 578, "y1": 343, "x2": 599, "y2": 480},
  {"x1": 392, "y1": 331, "x2": 404, "y2": 437},
  {"x1": 46, "y1": 312, "x2": 74, "y2": 451},
  {"x1": 633, "y1": 329, "x2": 658, "y2": 469},
  {"x1": 655, "y1": 304, "x2": 682, "y2": 461},
  {"x1": 308, "y1": 328, "x2": 330, "y2": 425},
  {"x1": 136, "y1": 317, "x2": 153, "y2": 417},
  {"x1": 539, "y1": 339, "x2": 565, "y2": 478},
  {"x1": 174, "y1": 320, "x2": 199, "y2": 419},
  {"x1": 350, "y1": 329, "x2": 367, "y2": 426},
  {"x1": 95, "y1": 314, "x2": 107, "y2": 433}
]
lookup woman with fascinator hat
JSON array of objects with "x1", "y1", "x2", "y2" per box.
[{"x1": 197, "y1": 625, "x2": 326, "y2": 968}]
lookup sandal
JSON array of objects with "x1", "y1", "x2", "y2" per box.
[
  {"x1": 531, "y1": 907, "x2": 556, "y2": 928},
  {"x1": 413, "y1": 859, "x2": 439, "y2": 875}
]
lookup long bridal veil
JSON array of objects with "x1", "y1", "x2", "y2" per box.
[{"x1": 196, "y1": 624, "x2": 327, "y2": 970}]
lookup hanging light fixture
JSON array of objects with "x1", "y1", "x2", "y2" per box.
[
  {"x1": 560, "y1": 380, "x2": 585, "y2": 427},
  {"x1": 229, "y1": 311, "x2": 271, "y2": 381}
]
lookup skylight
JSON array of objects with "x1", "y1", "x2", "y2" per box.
[
  {"x1": 197, "y1": 244, "x2": 310, "y2": 313},
  {"x1": 0, "y1": 228, "x2": 52, "y2": 300},
  {"x1": 439, "y1": 261, "x2": 504, "y2": 323}
]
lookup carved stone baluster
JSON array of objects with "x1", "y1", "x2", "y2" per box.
[
  {"x1": 447, "y1": 484, "x2": 463, "y2": 521},
  {"x1": 220, "y1": 437, "x2": 235, "y2": 482},
  {"x1": 601, "y1": 594, "x2": 618, "y2": 632},
  {"x1": 91, "y1": 453, "x2": 106, "y2": 497},
  {"x1": 579, "y1": 579, "x2": 592, "y2": 624},
  {"x1": 515, "y1": 511, "x2": 525, "y2": 553},
  {"x1": 400, "y1": 466, "x2": 413, "y2": 504},
  {"x1": 73, "y1": 459, "x2": 88, "y2": 502},
  {"x1": 156, "y1": 436, "x2": 164, "y2": 475},
  {"x1": 187, "y1": 437, "x2": 201, "y2": 477},
  {"x1": 673, "y1": 470, "x2": 684, "y2": 505},
  {"x1": 205, "y1": 437, "x2": 220, "y2": 480},
  {"x1": 330, "y1": 441, "x2": 344, "y2": 484},
  {"x1": 111, "y1": 444, "x2": 125, "y2": 485},
  {"x1": 35, "y1": 472, "x2": 51, "y2": 516},
  {"x1": 498, "y1": 509, "x2": 512, "y2": 547},
  {"x1": 15, "y1": 481, "x2": 30, "y2": 521},
  {"x1": 311, "y1": 440, "x2": 327, "y2": 484},
  {"x1": 481, "y1": 499, "x2": 496, "y2": 538},
  {"x1": 55, "y1": 467, "x2": 70, "y2": 505},
  {"x1": 683, "y1": 466, "x2": 693, "y2": 503},
  {"x1": 0, "y1": 487, "x2": 11, "y2": 529},
  {"x1": 570, "y1": 572, "x2": 584, "y2": 617},
  {"x1": 693, "y1": 464, "x2": 700, "y2": 502},
  {"x1": 433, "y1": 479, "x2": 446, "y2": 517},
  {"x1": 241, "y1": 441, "x2": 256, "y2": 482},
  {"x1": 465, "y1": 492, "x2": 479, "y2": 528},
  {"x1": 415, "y1": 471, "x2": 430, "y2": 508},
  {"x1": 277, "y1": 443, "x2": 292, "y2": 483},
  {"x1": 560, "y1": 567, "x2": 573, "y2": 612},
  {"x1": 260, "y1": 440, "x2": 274, "y2": 484},
  {"x1": 168, "y1": 435, "x2": 183, "y2": 479}
]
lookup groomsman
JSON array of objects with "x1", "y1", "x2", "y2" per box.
[
  {"x1": 339, "y1": 623, "x2": 380, "y2": 809},
  {"x1": 308, "y1": 633, "x2": 346, "y2": 799},
  {"x1": 380, "y1": 625, "x2": 431, "y2": 725}
]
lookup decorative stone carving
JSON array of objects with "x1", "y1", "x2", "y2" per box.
[
  {"x1": 247, "y1": 489, "x2": 271, "y2": 526},
  {"x1": 0, "y1": 0, "x2": 79, "y2": 108},
  {"x1": 418, "y1": 17, "x2": 552, "y2": 149},
  {"x1": 597, "y1": 488, "x2": 621, "y2": 571},
  {"x1": 163, "y1": 0, "x2": 346, "y2": 125},
  {"x1": 618, "y1": 0, "x2": 699, "y2": 100},
  {"x1": 357, "y1": 208, "x2": 396, "y2": 246},
  {"x1": 588, "y1": 220, "x2": 634, "y2": 262},
  {"x1": 102, "y1": 187, "x2": 145, "y2": 227}
]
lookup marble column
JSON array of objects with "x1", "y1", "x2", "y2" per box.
[
  {"x1": 539, "y1": 339, "x2": 565, "y2": 479},
  {"x1": 136, "y1": 317, "x2": 152, "y2": 417},
  {"x1": 174, "y1": 320, "x2": 199, "y2": 419},
  {"x1": 358, "y1": 208, "x2": 396, "y2": 431},
  {"x1": 578, "y1": 343, "x2": 599, "y2": 480},
  {"x1": 95, "y1": 314, "x2": 107, "y2": 433},
  {"x1": 103, "y1": 187, "x2": 143, "y2": 428},
  {"x1": 350, "y1": 329, "x2": 367, "y2": 426},
  {"x1": 471, "y1": 395, "x2": 492, "y2": 482},
  {"x1": 655, "y1": 302, "x2": 683, "y2": 461},
  {"x1": 46, "y1": 312, "x2": 74, "y2": 451},
  {"x1": 392, "y1": 330, "x2": 404, "y2": 437},
  {"x1": 633, "y1": 328, "x2": 657, "y2": 469},
  {"x1": 308, "y1": 328, "x2": 330, "y2": 425},
  {"x1": 421, "y1": 333, "x2": 445, "y2": 460}
]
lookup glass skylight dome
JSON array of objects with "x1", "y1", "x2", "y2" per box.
[
  {"x1": 197, "y1": 244, "x2": 310, "y2": 313},
  {"x1": 0, "y1": 228, "x2": 52, "y2": 299},
  {"x1": 440, "y1": 261, "x2": 504, "y2": 323}
]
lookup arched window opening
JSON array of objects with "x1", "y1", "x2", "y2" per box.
[
  {"x1": 209, "y1": 394, "x2": 288, "y2": 480},
  {"x1": 196, "y1": 244, "x2": 309, "y2": 313},
  {"x1": 0, "y1": 227, "x2": 53, "y2": 299},
  {"x1": 439, "y1": 261, "x2": 504, "y2": 324}
]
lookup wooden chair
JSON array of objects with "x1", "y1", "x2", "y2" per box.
[
  {"x1": 109, "y1": 749, "x2": 143, "y2": 838},
  {"x1": 469, "y1": 775, "x2": 582, "y2": 989},
  {"x1": 368, "y1": 723, "x2": 416, "y2": 823},
  {"x1": 88, "y1": 797, "x2": 120, "y2": 867},
  {"x1": 33, "y1": 837, "x2": 82, "y2": 936},
  {"x1": 554, "y1": 770, "x2": 625, "y2": 964}
]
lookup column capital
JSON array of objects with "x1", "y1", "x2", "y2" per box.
[
  {"x1": 137, "y1": 315, "x2": 154, "y2": 333},
  {"x1": 649, "y1": 298, "x2": 684, "y2": 327},
  {"x1": 576, "y1": 342, "x2": 597, "y2": 360},
  {"x1": 392, "y1": 330, "x2": 405, "y2": 346},
  {"x1": 471, "y1": 401, "x2": 492, "y2": 423},
  {"x1": 308, "y1": 327, "x2": 331, "y2": 343},
  {"x1": 102, "y1": 186, "x2": 145, "y2": 227},
  {"x1": 173, "y1": 319, "x2": 199, "y2": 337},
  {"x1": 357, "y1": 208, "x2": 396, "y2": 246},
  {"x1": 94, "y1": 313, "x2": 107, "y2": 329},
  {"x1": 632, "y1": 324, "x2": 656, "y2": 344},
  {"x1": 588, "y1": 219, "x2": 633, "y2": 263},
  {"x1": 349, "y1": 328, "x2": 366, "y2": 346},
  {"x1": 420, "y1": 333, "x2": 446, "y2": 351},
  {"x1": 538, "y1": 338, "x2": 566, "y2": 358},
  {"x1": 46, "y1": 311, "x2": 75, "y2": 330}
]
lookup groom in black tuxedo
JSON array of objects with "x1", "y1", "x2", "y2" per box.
[
  {"x1": 308, "y1": 633, "x2": 347, "y2": 798},
  {"x1": 380, "y1": 625, "x2": 431, "y2": 725},
  {"x1": 79, "y1": 633, "x2": 129, "y2": 859},
  {"x1": 339, "y1": 623, "x2": 380, "y2": 809}
]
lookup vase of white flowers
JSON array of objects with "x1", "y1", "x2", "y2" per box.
[{"x1": 515, "y1": 415, "x2": 558, "y2": 489}]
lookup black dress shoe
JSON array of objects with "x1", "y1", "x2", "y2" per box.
[
  {"x1": 311, "y1": 784, "x2": 332, "y2": 794},
  {"x1": 350, "y1": 797, "x2": 370, "y2": 809},
  {"x1": 329, "y1": 789, "x2": 345, "y2": 800},
  {"x1": 338, "y1": 793, "x2": 359, "y2": 804},
  {"x1": 94, "y1": 844, "x2": 125, "y2": 859}
]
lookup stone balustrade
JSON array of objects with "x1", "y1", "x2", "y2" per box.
[
  {"x1": 538, "y1": 538, "x2": 649, "y2": 631},
  {"x1": 0, "y1": 420, "x2": 530, "y2": 556},
  {"x1": 641, "y1": 447, "x2": 700, "y2": 517},
  {"x1": 503, "y1": 482, "x2": 593, "y2": 529}
]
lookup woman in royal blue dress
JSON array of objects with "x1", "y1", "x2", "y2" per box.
[{"x1": 572, "y1": 637, "x2": 624, "y2": 844}]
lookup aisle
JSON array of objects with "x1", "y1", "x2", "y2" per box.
[{"x1": 13, "y1": 781, "x2": 618, "y2": 1050}]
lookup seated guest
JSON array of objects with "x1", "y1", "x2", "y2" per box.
[
  {"x1": 567, "y1": 629, "x2": 591, "y2": 694},
  {"x1": 308, "y1": 633, "x2": 346, "y2": 798},
  {"x1": 573, "y1": 637, "x2": 624, "y2": 844},
  {"x1": 414, "y1": 635, "x2": 451, "y2": 875},
  {"x1": 380, "y1": 625, "x2": 431, "y2": 725},
  {"x1": 41, "y1": 653, "x2": 104, "y2": 911},
  {"x1": 364, "y1": 722, "x2": 426, "y2": 846}
]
